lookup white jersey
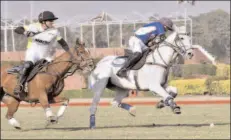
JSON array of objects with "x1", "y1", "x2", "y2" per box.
[{"x1": 24, "y1": 23, "x2": 63, "y2": 63}]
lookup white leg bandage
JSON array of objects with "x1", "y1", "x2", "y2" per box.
[
  {"x1": 57, "y1": 105, "x2": 67, "y2": 118},
  {"x1": 45, "y1": 108, "x2": 53, "y2": 118},
  {"x1": 8, "y1": 118, "x2": 21, "y2": 128}
]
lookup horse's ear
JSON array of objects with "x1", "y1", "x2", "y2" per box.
[
  {"x1": 82, "y1": 41, "x2": 85, "y2": 46},
  {"x1": 76, "y1": 38, "x2": 80, "y2": 46},
  {"x1": 76, "y1": 38, "x2": 85, "y2": 46}
]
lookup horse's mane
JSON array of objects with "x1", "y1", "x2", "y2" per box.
[
  {"x1": 52, "y1": 45, "x2": 78, "y2": 63},
  {"x1": 45, "y1": 46, "x2": 77, "y2": 76},
  {"x1": 164, "y1": 25, "x2": 185, "y2": 43},
  {"x1": 53, "y1": 38, "x2": 84, "y2": 63},
  {"x1": 165, "y1": 31, "x2": 177, "y2": 43}
]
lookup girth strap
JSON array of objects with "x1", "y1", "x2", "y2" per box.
[
  {"x1": 134, "y1": 71, "x2": 140, "y2": 90},
  {"x1": 145, "y1": 62, "x2": 168, "y2": 69}
]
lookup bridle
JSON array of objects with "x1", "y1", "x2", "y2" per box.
[
  {"x1": 146, "y1": 33, "x2": 191, "y2": 69},
  {"x1": 43, "y1": 45, "x2": 92, "y2": 78}
]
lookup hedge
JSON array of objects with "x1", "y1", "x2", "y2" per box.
[
  {"x1": 215, "y1": 63, "x2": 230, "y2": 78},
  {"x1": 169, "y1": 79, "x2": 207, "y2": 95},
  {"x1": 182, "y1": 64, "x2": 217, "y2": 77},
  {"x1": 210, "y1": 80, "x2": 230, "y2": 95},
  {"x1": 169, "y1": 78, "x2": 230, "y2": 95},
  {"x1": 171, "y1": 64, "x2": 217, "y2": 78}
]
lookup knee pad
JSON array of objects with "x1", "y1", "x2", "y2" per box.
[
  {"x1": 20, "y1": 61, "x2": 34, "y2": 75},
  {"x1": 24, "y1": 61, "x2": 34, "y2": 69}
]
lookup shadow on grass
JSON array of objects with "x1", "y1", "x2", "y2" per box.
[{"x1": 21, "y1": 122, "x2": 230, "y2": 132}]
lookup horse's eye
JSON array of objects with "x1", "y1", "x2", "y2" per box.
[{"x1": 180, "y1": 37, "x2": 184, "y2": 40}]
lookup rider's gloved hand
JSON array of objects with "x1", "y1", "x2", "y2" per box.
[
  {"x1": 14, "y1": 27, "x2": 25, "y2": 35},
  {"x1": 147, "y1": 41, "x2": 155, "y2": 47},
  {"x1": 14, "y1": 26, "x2": 39, "y2": 37},
  {"x1": 160, "y1": 35, "x2": 166, "y2": 42},
  {"x1": 154, "y1": 36, "x2": 161, "y2": 43}
]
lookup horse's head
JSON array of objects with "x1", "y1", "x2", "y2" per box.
[
  {"x1": 70, "y1": 38, "x2": 95, "y2": 74},
  {"x1": 165, "y1": 30, "x2": 194, "y2": 60}
]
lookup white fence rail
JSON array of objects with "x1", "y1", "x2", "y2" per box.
[{"x1": 1, "y1": 18, "x2": 192, "y2": 52}]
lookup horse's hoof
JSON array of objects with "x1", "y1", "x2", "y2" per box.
[
  {"x1": 48, "y1": 116, "x2": 58, "y2": 124},
  {"x1": 129, "y1": 106, "x2": 136, "y2": 117},
  {"x1": 173, "y1": 106, "x2": 181, "y2": 114},
  {"x1": 14, "y1": 126, "x2": 21, "y2": 129},
  {"x1": 156, "y1": 100, "x2": 165, "y2": 109},
  {"x1": 8, "y1": 118, "x2": 21, "y2": 129}
]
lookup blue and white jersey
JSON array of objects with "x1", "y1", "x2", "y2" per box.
[{"x1": 134, "y1": 22, "x2": 165, "y2": 44}]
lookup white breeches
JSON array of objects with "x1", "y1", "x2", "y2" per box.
[
  {"x1": 128, "y1": 36, "x2": 148, "y2": 53},
  {"x1": 25, "y1": 45, "x2": 55, "y2": 64}
]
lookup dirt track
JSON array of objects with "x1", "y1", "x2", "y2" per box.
[{"x1": 1, "y1": 96, "x2": 230, "y2": 107}]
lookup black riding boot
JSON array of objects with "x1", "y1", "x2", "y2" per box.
[
  {"x1": 14, "y1": 61, "x2": 34, "y2": 96},
  {"x1": 117, "y1": 52, "x2": 142, "y2": 78}
]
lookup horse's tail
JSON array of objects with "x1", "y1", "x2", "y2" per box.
[{"x1": 0, "y1": 87, "x2": 5, "y2": 101}]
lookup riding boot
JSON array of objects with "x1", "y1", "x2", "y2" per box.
[
  {"x1": 117, "y1": 52, "x2": 142, "y2": 78},
  {"x1": 14, "y1": 61, "x2": 33, "y2": 96}
]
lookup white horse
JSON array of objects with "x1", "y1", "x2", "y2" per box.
[{"x1": 88, "y1": 30, "x2": 194, "y2": 129}]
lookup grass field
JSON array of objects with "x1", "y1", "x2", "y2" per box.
[
  {"x1": 60, "y1": 89, "x2": 230, "y2": 98},
  {"x1": 1, "y1": 104, "x2": 230, "y2": 139}
]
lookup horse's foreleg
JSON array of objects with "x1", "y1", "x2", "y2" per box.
[
  {"x1": 166, "y1": 86, "x2": 178, "y2": 98},
  {"x1": 111, "y1": 88, "x2": 136, "y2": 116},
  {"x1": 49, "y1": 96, "x2": 69, "y2": 119},
  {"x1": 38, "y1": 92, "x2": 57, "y2": 124},
  {"x1": 149, "y1": 84, "x2": 181, "y2": 114},
  {"x1": 89, "y1": 77, "x2": 109, "y2": 129},
  {"x1": 2, "y1": 95, "x2": 21, "y2": 129},
  {"x1": 156, "y1": 86, "x2": 178, "y2": 109}
]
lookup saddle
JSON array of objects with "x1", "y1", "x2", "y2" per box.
[
  {"x1": 7, "y1": 59, "x2": 65, "y2": 101},
  {"x1": 113, "y1": 49, "x2": 151, "y2": 70},
  {"x1": 7, "y1": 59, "x2": 50, "y2": 85}
]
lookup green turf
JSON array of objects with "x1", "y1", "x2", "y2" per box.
[
  {"x1": 1, "y1": 105, "x2": 230, "y2": 139},
  {"x1": 61, "y1": 89, "x2": 229, "y2": 98}
]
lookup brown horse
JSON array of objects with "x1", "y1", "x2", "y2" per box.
[{"x1": 0, "y1": 39, "x2": 94, "y2": 129}]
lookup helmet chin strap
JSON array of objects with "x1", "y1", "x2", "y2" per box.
[
  {"x1": 43, "y1": 21, "x2": 50, "y2": 30},
  {"x1": 45, "y1": 22, "x2": 50, "y2": 29}
]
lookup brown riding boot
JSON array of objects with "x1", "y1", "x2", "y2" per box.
[{"x1": 13, "y1": 61, "x2": 33, "y2": 96}]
